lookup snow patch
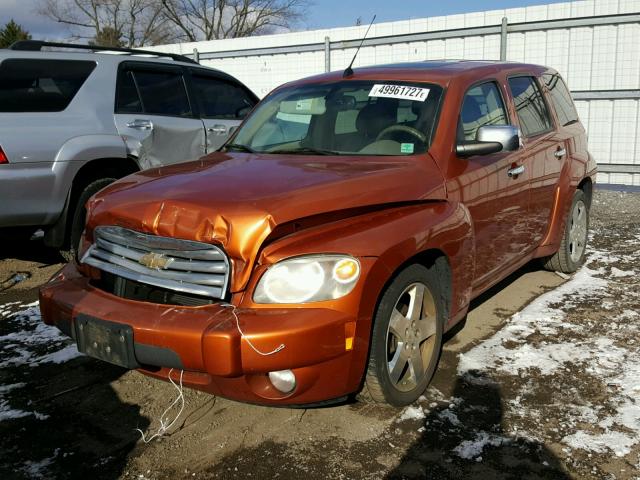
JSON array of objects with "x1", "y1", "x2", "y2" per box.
[
  {"x1": 457, "y1": 245, "x2": 640, "y2": 458},
  {"x1": 0, "y1": 302, "x2": 82, "y2": 368},
  {"x1": 453, "y1": 432, "x2": 510, "y2": 459},
  {"x1": 398, "y1": 405, "x2": 425, "y2": 422}
]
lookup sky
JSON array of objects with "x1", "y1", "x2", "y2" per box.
[
  {"x1": 1, "y1": 0, "x2": 570, "y2": 41},
  {"x1": 302, "y1": 0, "x2": 568, "y2": 29}
]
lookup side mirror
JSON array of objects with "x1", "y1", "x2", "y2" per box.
[{"x1": 456, "y1": 125, "x2": 520, "y2": 157}]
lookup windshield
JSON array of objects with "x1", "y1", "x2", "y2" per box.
[{"x1": 229, "y1": 80, "x2": 444, "y2": 156}]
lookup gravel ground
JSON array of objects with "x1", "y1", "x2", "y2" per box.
[{"x1": 0, "y1": 189, "x2": 638, "y2": 480}]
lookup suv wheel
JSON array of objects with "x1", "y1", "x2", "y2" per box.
[
  {"x1": 362, "y1": 264, "x2": 444, "y2": 406},
  {"x1": 60, "y1": 178, "x2": 115, "y2": 262},
  {"x1": 543, "y1": 189, "x2": 589, "y2": 273}
]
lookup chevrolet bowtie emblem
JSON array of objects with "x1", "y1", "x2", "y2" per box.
[{"x1": 139, "y1": 252, "x2": 172, "y2": 269}]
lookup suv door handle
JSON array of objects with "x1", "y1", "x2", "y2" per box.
[
  {"x1": 507, "y1": 165, "x2": 525, "y2": 177},
  {"x1": 554, "y1": 148, "x2": 567, "y2": 158},
  {"x1": 208, "y1": 124, "x2": 228, "y2": 135},
  {"x1": 126, "y1": 119, "x2": 153, "y2": 130}
]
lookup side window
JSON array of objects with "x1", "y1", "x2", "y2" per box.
[
  {"x1": 542, "y1": 74, "x2": 579, "y2": 126},
  {"x1": 132, "y1": 70, "x2": 191, "y2": 117},
  {"x1": 0, "y1": 59, "x2": 96, "y2": 112},
  {"x1": 115, "y1": 70, "x2": 142, "y2": 114},
  {"x1": 508, "y1": 76, "x2": 553, "y2": 137},
  {"x1": 191, "y1": 74, "x2": 256, "y2": 119},
  {"x1": 459, "y1": 82, "x2": 508, "y2": 141}
]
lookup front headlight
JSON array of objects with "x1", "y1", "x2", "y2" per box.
[{"x1": 253, "y1": 255, "x2": 361, "y2": 304}]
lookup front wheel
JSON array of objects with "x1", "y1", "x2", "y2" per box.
[
  {"x1": 543, "y1": 189, "x2": 589, "y2": 273},
  {"x1": 362, "y1": 264, "x2": 444, "y2": 406}
]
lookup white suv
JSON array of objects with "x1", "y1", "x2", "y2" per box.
[{"x1": 0, "y1": 40, "x2": 257, "y2": 259}]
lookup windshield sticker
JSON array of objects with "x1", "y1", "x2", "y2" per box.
[
  {"x1": 369, "y1": 84, "x2": 429, "y2": 102},
  {"x1": 400, "y1": 143, "x2": 415, "y2": 154}
]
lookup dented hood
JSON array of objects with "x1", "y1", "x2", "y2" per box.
[{"x1": 88, "y1": 152, "x2": 446, "y2": 291}]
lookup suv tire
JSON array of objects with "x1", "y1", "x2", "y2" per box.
[
  {"x1": 362, "y1": 264, "x2": 444, "y2": 406},
  {"x1": 61, "y1": 178, "x2": 115, "y2": 262}
]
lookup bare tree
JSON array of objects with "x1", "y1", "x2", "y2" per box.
[
  {"x1": 159, "y1": 0, "x2": 309, "y2": 41},
  {"x1": 38, "y1": 0, "x2": 175, "y2": 47}
]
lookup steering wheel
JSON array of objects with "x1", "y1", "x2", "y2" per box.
[{"x1": 376, "y1": 125, "x2": 427, "y2": 143}]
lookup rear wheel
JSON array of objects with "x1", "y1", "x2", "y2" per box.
[
  {"x1": 60, "y1": 178, "x2": 115, "y2": 262},
  {"x1": 362, "y1": 264, "x2": 444, "y2": 406},
  {"x1": 543, "y1": 189, "x2": 589, "y2": 273}
]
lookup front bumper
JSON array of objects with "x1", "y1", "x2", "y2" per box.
[{"x1": 39, "y1": 263, "x2": 367, "y2": 405}]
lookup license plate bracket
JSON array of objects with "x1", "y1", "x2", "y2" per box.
[{"x1": 74, "y1": 314, "x2": 140, "y2": 369}]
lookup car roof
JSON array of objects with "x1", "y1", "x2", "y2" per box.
[
  {"x1": 282, "y1": 60, "x2": 555, "y2": 89},
  {"x1": 0, "y1": 48, "x2": 204, "y2": 70}
]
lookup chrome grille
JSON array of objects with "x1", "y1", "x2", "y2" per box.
[{"x1": 81, "y1": 226, "x2": 229, "y2": 299}]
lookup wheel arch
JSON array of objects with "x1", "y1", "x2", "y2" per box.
[
  {"x1": 44, "y1": 156, "x2": 140, "y2": 248},
  {"x1": 577, "y1": 176, "x2": 593, "y2": 209}
]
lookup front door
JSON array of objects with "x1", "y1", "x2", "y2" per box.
[
  {"x1": 114, "y1": 65, "x2": 206, "y2": 169},
  {"x1": 447, "y1": 81, "x2": 532, "y2": 288}
]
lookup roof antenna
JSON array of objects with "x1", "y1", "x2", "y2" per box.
[{"x1": 343, "y1": 14, "x2": 376, "y2": 78}]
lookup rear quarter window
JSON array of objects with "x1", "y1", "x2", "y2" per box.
[
  {"x1": 542, "y1": 74, "x2": 579, "y2": 126},
  {"x1": 0, "y1": 59, "x2": 96, "y2": 112}
]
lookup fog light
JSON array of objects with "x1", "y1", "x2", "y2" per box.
[{"x1": 268, "y1": 369, "x2": 296, "y2": 393}]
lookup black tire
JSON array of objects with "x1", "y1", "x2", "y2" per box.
[
  {"x1": 543, "y1": 189, "x2": 589, "y2": 274},
  {"x1": 362, "y1": 264, "x2": 445, "y2": 407},
  {"x1": 60, "y1": 178, "x2": 115, "y2": 262}
]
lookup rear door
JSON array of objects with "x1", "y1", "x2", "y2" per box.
[
  {"x1": 506, "y1": 76, "x2": 559, "y2": 245},
  {"x1": 114, "y1": 63, "x2": 206, "y2": 169},
  {"x1": 187, "y1": 69, "x2": 257, "y2": 152}
]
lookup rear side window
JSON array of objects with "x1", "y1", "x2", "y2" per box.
[
  {"x1": 542, "y1": 74, "x2": 579, "y2": 126},
  {"x1": 191, "y1": 74, "x2": 256, "y2": 119},
  {"x1": 508, "y1": 76, "x2": 553, "y2": 137},
  {"x1": 132, "y1": 70, "x2": 191, "y2": 117},
  {"x1": 0, "y1": 59, "x2": 95, "y2": 112},
  {"x1": 459, "y1": 82, "x2": 508, "y2": 141}
]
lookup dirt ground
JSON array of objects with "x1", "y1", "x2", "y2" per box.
[{"x1": 0, "y1": 189, "x2": 638, "y2": 480}]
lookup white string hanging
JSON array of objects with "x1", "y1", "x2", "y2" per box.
[
  {"x1": 221, "y1": 303, "x2": 285, "y2": 356},
  {"x1": 136, "y1": 368, "x2": 185, "y2": 443}
]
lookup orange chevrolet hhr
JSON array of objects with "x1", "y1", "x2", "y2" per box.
[{"x1": 40, "y1": 61, "x2": 596, "y2": 407}]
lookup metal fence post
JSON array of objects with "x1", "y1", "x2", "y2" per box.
[
  {"x1": 324, "y1": 36, "x2": 331, "y2": 72},
  {"x1": 500, "y1": 17, "x2": 508, "y2": 61},
  {"x1": 193, "y1": 48, "x2": 200, "y2": 63}
]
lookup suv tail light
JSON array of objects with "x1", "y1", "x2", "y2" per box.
[{"x1": 0, "y1": 146, "x2": 8, "y2": 164}]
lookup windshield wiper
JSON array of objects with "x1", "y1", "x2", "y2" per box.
[
  {"x1": 222, "y1": 143, "x2": 255, "y2": 153},
  {"x1": 268, "y1": 146, "x2": 341, "y2": 156}
]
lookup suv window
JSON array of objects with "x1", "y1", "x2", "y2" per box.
[
  {"x1": 508, "y1": 76, "x2": 553, "y2": 137},
  {"x1": 115, "y1": 70, "x2": 143, "y2": 114},
  {"x1": 191, "y1": 74, "x2": 256, "y2": 119},
  {"x1": 0, "y1": 59, "x2": 96, "y2": 112},
  {"x1": 132, "y1": 69, "x2": 191, "y2": 117},
  {"x1": 542, "y1": 74, "x2": 579, "y2": 126},
  {"x1": 459, "y1": 82, "x2": 508, "y2": 142}
]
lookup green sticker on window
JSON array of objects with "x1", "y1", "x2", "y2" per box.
[{"x1": 400, "y1": 143, "x2": 414, "y2": 154}]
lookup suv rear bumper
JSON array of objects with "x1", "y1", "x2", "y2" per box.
[{"x1": 39, "y1": 263, "x2": 363, "y2": 405}]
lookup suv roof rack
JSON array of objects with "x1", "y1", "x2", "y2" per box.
[{"x1": 9, "y1": 40, "x2": 198, "y2": 65}]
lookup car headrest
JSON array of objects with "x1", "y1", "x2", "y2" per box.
[{"x1": 356, "y1": 101, "x2": 397, "y2": 138}]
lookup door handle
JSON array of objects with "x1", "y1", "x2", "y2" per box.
[
  {"x1": 554, "y1": 148, "x2": 567, "y2": 158},
  {"x1": 126, "y1": 119, "x2": 153, "y2": 130},
  {"x1": 507, "y1": 165, "x2": 525, "y2": 177},
  {"x1": 208, "y1": 124, "x2": 228, "y2": 135}
]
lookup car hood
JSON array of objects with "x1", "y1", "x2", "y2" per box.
[{"x1": 87, "y1": 151, "x2": 446, "y2": 291}]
